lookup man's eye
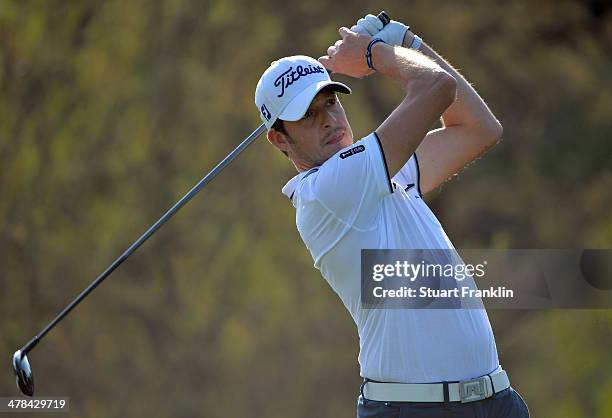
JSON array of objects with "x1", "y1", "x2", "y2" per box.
[
  {"x1": 327, "y1": 98, "x2": 337, "y2": 106},
  {"x1": 303, "y1": 110, "x2": 313, "y2": 119}
]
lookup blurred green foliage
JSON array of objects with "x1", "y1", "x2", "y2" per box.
[{"x1": 0, "y1": 1, "x2": 610, "y2": 417}]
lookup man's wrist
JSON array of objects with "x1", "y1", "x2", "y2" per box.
[
  {"x1": 366, "y1": 38, "x2": 387, "y2": 70},
  {"x1": 369, "y1": 41, "x2": 392, "y2": 74}
]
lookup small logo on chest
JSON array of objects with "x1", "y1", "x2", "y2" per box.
[{"x1": 340, "y1": 145, "x2": 365, "y2": 159}]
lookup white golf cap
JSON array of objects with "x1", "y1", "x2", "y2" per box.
[{"x1": 255, "y1": 55, "x2": 351, "y2": 130}]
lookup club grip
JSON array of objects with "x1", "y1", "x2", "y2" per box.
[
  {"x1": 377, "y1": 11, "x2": 391, "y2": 27},
  {"x1": 325, "y1": 11, "x2": 391, "y2": 75}
]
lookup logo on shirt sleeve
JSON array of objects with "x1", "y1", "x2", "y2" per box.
[{"x1": 339, "y1": 144, "x2": 365, "y2": 159}]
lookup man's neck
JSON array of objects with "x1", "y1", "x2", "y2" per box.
[{"x1": 293, "y1": 159, "x2": 315, "y2": 173}]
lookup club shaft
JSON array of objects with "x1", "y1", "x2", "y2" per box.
[
  {"x1": 19, "y1": 10, "x2": 392, "y2": 355},
  {"x1": 21, "y1": 123, "x2": 267, "y2": 355}
]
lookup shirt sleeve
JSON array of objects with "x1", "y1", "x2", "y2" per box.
[
  {"x1": 392, "y1": 152, "x2": 422, "y2": 197},
  {"x1": 308, "y1": 132, "x2": 393, "y2": 226}
]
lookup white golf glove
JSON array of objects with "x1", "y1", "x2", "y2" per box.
[{"x1": 351, "y1": 13, "x2": 409, "y2": 46}]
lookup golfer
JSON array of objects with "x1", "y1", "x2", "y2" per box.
[{"x1": 255, "y1": 14, "x2": 529, "y2": 418}]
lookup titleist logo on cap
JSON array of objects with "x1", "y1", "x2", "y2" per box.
[{"x1": 274, "y1": 64, "x2": 325, "y2": 98}]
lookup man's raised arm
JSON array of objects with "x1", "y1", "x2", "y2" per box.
[
  {"x1": 402, "y1": 30, "x2": 503, "y2": 194},
  {"x1": 319, "y1": 27, "x2": 457, "y2": 178}
]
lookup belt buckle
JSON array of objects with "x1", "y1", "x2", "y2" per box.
[{"x1": 459, "y1": 376, "x2": 491, "y2": 403}]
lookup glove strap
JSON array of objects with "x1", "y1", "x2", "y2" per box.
[{"x1": 366, "y1": 38, "x2": 387, "y2": 70}]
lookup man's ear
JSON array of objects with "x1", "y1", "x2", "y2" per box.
[{"x1": 267, "y1": 129, "x2": 290, "y2": 155}]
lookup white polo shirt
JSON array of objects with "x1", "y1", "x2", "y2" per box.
[{"x1": 282, "y1": 133, "x2": 500, "y2": 383}]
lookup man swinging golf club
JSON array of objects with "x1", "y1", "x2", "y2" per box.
[{"x1": 255, "y1": 13, "x2": 529, "y2": 418}]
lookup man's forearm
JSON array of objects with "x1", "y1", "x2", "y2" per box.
[
  {"x1": 368, "y1": 41, "x2": 457, "y2": 176},
  {"x1": 403, "y1": 31, "x2": 502, "y2": 134},
  {"x1": 373, "y1": 42, "x2": 451, "y2": 93}
]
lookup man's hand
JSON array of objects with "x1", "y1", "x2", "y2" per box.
[
  {"x1": 351, "y1": 13, "x2": 409, "y2": 46},
  {"x1": 318, "y1": 27, "x2": 374, "y2": 78}
]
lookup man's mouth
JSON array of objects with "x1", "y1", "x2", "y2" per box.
[{"x1": 325, "y1": 130, "x2": 345, "y2": 145}]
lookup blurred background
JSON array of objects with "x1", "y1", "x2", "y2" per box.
[{"x1": 1, "y1": 1, "x2": 611, "y2": 417}]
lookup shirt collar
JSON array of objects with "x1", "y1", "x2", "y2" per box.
[{"x1": 281, "y1": 167, "x2": 320, "y2": 204}]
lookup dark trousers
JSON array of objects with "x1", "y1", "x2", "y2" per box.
[{"x1": 357, "y1": 387, "x2": 530, "y2": 418}]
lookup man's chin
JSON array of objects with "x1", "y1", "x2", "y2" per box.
[
  {"x1": 338, "y1": 137, "x2": 354, "y2": 149},
  {"x1": 316, "y1": 138, "x2": 354, "y2": 165},
  {"x1": 326, "y1": 141, "x2": 346, "y2": 154}
]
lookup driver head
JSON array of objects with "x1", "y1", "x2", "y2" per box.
[{"x1": 12, "y1": 350, "x2": 34, "y2": 397}]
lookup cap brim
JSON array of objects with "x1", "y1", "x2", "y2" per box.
[{"x1": 278, "y1": 81, "x2": 351, "y2": 122}]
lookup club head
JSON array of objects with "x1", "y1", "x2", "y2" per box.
[{"x1": 12, "y1": 350, "x2": 35, "y2": 397}]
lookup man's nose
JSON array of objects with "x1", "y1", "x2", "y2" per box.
[{"x1": 322, "y1": 109, "x2": 338, "y2": 128}]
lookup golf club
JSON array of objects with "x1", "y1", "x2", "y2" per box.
[
  {"x1": 12, "y1": 11, "x2": 391, "y2": 397},
  {"x1": 11, "y1": 123, "x2": 265, "y2": 397}
]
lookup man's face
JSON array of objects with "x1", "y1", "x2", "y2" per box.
[{"x1": 268, "y1": 88, "x2": 354, "y2": 171}]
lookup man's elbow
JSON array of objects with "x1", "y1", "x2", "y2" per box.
[
  {"x1": 471, "y1": 115, "x2": 503, "y2": 149},
  {"x1": 484, "y1": 118, "x2": 503, "y2": 146}
]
